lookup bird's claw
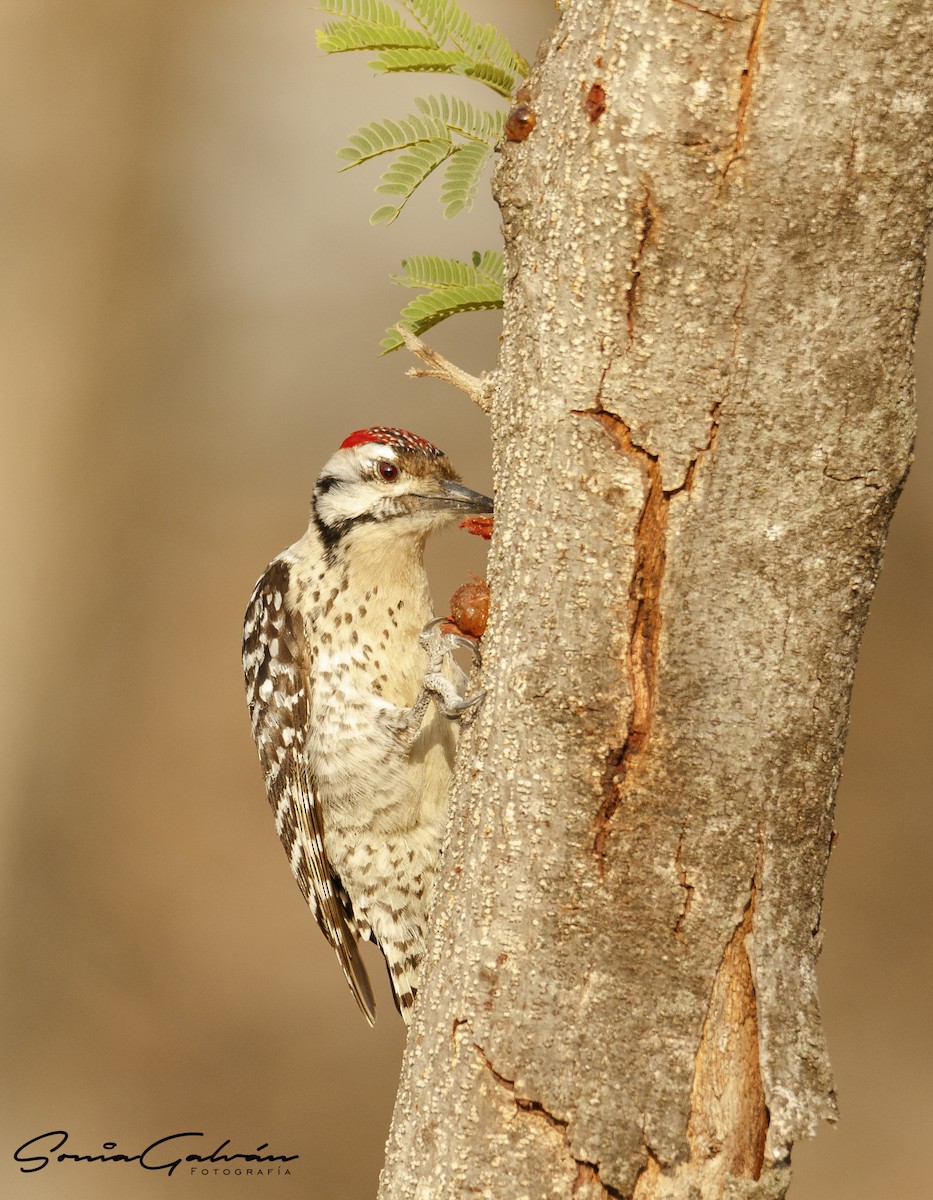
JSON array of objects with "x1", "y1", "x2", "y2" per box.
[
  {"x1": 444, "y1": 688, "x2": 487, "y2": 715},
  {"x1": 419, "y1": 614, "x2": 450, "y2": 643},
  {"x1": 444, "y1": 631, "x2": 482, "y2": 665},
  {"x1": 419, "y1": 616, "x2": 483, "y2": 666},
  {"x1": 419, "y1": 617, "x2": 485, "y2": 719}
]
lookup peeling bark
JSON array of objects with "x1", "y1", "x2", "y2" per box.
[
  {"x1": 379, "y1": 1, "x2": 933, "y2": 1198},
  {"x1": 686, "y1": 861, "x2": 767, "y2": 1184},
  {"x1": 579, "y1": 404, "x2": 668, "y2": 872}
]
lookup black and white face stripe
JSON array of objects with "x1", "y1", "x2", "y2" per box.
[
  {"x1": 309, "y1": 435, "x2": 491, "y2": 559},
  {"x1": 314, "y1": 442, "x2": 399, "y2": 516},
  {"x1": 312, "y1": 443, "x2": 402, "y2": 553},
  {"x1": 312, "y1": 507, "x2": 379, "y2": 555}
]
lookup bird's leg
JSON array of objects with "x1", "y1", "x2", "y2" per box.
[
  {"x1": 385, "y1": 619, "x2": 485, "y2": 749},
  {"x1": 383, "y1": 683, "x2": 434, "y2": 748},
  {"x1": 419, "y1": 617, "x2": 485, "y2": 718}
]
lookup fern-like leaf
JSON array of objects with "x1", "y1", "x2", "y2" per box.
[
  {"x1": 317, "y1": 19, "x2": 434, "y2": 53},
  {"x1": 381, "y1": 282, "x2": 503, "y2": 352},
  {"x1": 316, "y1": 1, "x2": 526, "y2": 348},
  {"x1": 372, "y1": 48, "x2": 515, "y2": 96},
  {"x1": 370, "y1": 139, "x2": 453, "y2": 222},
  {"x1": 338, "y1": 95, "x2": 503, "y2": 220},
  {"x1": 414, "y1": 93, "x2": 503, "y2": 142},
  {"x1": 337, "y1": 114, "x2": 448, "y2": 167},
  {"x1": 441, "y1": 141, "x2": 493, "y2": 217},
  {"x1": 470, "y1": 248, "x2": 505, "y2": 285},
  {"x1": 392, "y1": 258, "x2": 468, "y2": 289},
  {"x1": 403, "y1": 0, "x2": 528, "y2": 79},
  {"x1": 318, "y1": 0, "x2": 407, "y2": 23},
  {"x1": 392, "y1": 252, "x2": 499, "y2": 290},
  {"x1": 399, "y1": 0, "x2": 458, "y2": 43},
  {"x1": 375, "y1": 140, "x2": 451, "y2": 196},
  {"x1": 370, "y1": 47, "x2": 475, "y2": 76},
  {"x1": 319, "y1": 0, "x2": 527, "y2": 97},
  {"x1": 462, "y1": 60, "x2": 520, "y2": 97}
]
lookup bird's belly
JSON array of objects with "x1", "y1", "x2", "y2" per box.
[{"x1": 309, "y1": 686, "x2": 457, "y2": 834}]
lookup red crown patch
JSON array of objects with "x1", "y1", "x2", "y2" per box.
[{"x1": 340, "y1": 427, "x2": 444, "y2": 457}]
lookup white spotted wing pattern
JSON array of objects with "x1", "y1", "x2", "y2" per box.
[{"x1": 242, "y1": 554, "x2": 375, "y2": 1024}]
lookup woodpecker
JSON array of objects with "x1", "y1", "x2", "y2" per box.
[{"x1": 242, "y1": 427, "x2": 493, "y2": 1024}]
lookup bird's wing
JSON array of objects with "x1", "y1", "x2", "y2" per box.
[{"x1": 243, "y1": 556, "x2": 376, "y2": 1025}]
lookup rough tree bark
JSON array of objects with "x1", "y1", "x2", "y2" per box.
[{"x1": 380, "y1": 2, "x2": 932, "y2": 1198}]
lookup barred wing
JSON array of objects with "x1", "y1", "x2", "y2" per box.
[{"x1": 242, "y1": 556, "x2": 375, "y2": 1024}]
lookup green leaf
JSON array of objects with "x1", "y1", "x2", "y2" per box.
[
  {"x1": 472, "y1": 248, "x2": 504, "y2": 285},
  {"x1": 440, "y1": 140, "x2": 494, "y2": 217},
  {"x1": 336, "y1": 93, "x2": 502, "y2": 222},
  {"x1": 380, "y1": 281, "x2": 503, "y2": 352},
  {"x1": 462, "y1": 60, "x2": 519, "y2": 98},
  {"x1": 370, "y1": 204, "x2": 403, "y2": 225},
  {"x1": 318, "y1": 0, "x2": 407, "y2": 24},
  {"x1": 399, "y1": 0, "x2": 458, "y2": 43},
  {"x1": 317, "y1": 0, "x2": 529, "y2": 97},
  {"x1": 370, "y1": 47, "x2": 518, "y2": 97},
  {"x1": 391, "y1": 251, "x2": 503, "y2": 290},
  {"x1": 337, "y1": 113, "x2": 449, "y2": 166},
  {"x1": 316, "y1": 1, "x2": 525, "y2": 347},
  {"x1": 369, "y1": 47, "x2": 473, "y2": 74},
  {"x1": 375, "y1": 139, "x2": 451, "y2": 195},
  {"x1": 393, "y1": 255, "x2": 470, "y2": 289},
  {"x1": 317, "y1": 19, "x2": 434, "y2": 53},
  {"x1": 413, "y1": 93, "x2": 504, "y2": 142},
  {"x1": 402, "y1": 0, "x2": 528, "y2": 77},
  {"x1": 371, "y1": 139, "x2": 453, "y2": 223}
]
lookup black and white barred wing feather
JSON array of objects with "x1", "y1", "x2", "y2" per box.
[{"x1": 242, "y1": 557, "x2": 376, "y2": 1025}]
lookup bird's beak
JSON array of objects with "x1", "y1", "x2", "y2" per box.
[{"x1": 436, "y1": 479, "x2": 494, "y2": 514}]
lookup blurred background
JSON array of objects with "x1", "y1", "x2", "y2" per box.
[{"x1": 0, "y1": 2, "x2": 929, "y2": 1198}]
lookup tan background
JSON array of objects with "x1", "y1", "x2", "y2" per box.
[{"x1": 0, "y1": 2, "x2": 929, "y2": 1198}]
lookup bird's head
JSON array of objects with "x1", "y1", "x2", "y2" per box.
[{"x1": 311, "y1": 427, "x2": 493, "y2": 551}]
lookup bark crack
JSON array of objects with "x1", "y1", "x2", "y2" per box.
[
  {"x1": 672, "y1": 258, "x2": 748, "y2": 494},
  {"x1": 575, "y1": 331, "x2": 728, "y2": 872},
  {"x1": 821, "y1": 454, "x2": 885, "y2": 490},
  {"x1": 630, "y1": 1148, "x2": 664, "y2": 1199},
  {"x1": 625, "y1": 186, "x2": 658, "y2": 343},
  {"x1": 673, "y1": 828, "x2": 695, "y2": 940},
  {"x1": 572, "y1": 254, "x2": 749, "y2": 876},
  {"x1": 675, "y1": 398, "x2": 722, "y2": 495},
  {"x1": 686, "y1": 853, "x2": 769, "y2": 1182},
  {"x1": 574, "y1": 403, "x2": 667, "y2": 874},
  {"x1": 572, "y1": 1161, "x2": 626, "y2": 1198},
  {"x1": 719, "y1": 0, "x2": 770, "y2": 180},
  {"x1": 669, "y1": 0, "x2": 743, "y2": 22},
  {"x1": 467, "y1": 1034, "x2": 624, "y2": 1199}
]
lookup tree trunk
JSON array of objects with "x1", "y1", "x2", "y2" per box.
[{"x1": 379, "y1": 2, "x2": 932, "y2": 1197}]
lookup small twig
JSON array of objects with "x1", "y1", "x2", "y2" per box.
[{"x1": 398, "y1": 325, "x2": 494, "y2": 413}]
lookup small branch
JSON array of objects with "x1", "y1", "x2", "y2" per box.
[{"x1": 398, "y1": 325, "x2": 494, "y2": 413}]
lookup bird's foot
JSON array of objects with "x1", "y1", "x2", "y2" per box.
[{"x1": 419, "y1": 617, "x2": 485, "y2": 719}]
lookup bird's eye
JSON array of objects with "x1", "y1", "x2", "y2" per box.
[{"x1": 377, "y1": 461, "x2": 399, "y2": 482}]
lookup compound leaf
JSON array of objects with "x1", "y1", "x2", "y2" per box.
[
  {"x1": 380, "y1": 282, "x2": 503, "y2": 351},
  {"x1": 440, "y1": 140, "x2": 494, "y2": 217}
]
